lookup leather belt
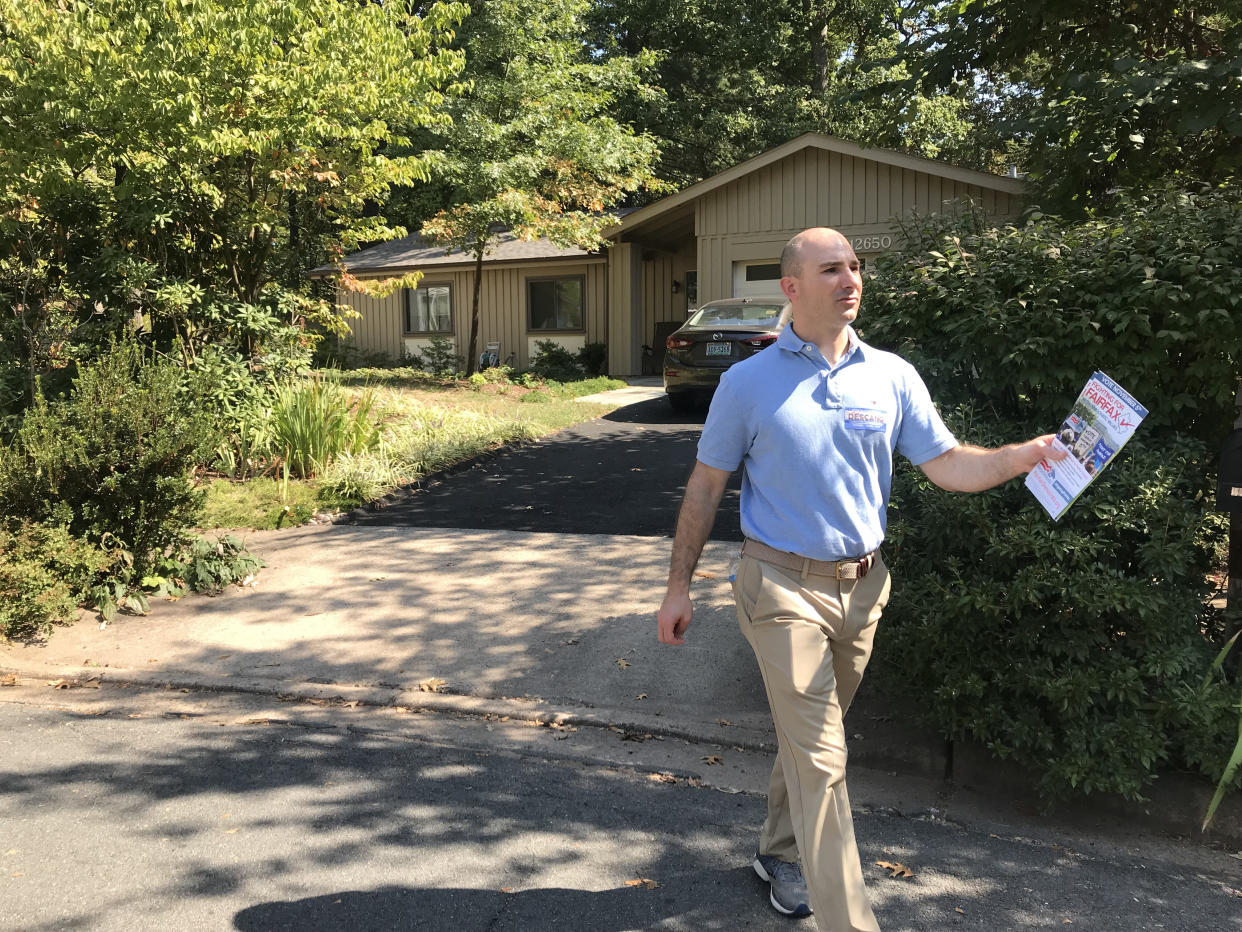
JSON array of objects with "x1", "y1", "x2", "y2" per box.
[{"x1": 741, "y1": 538, "x2": 876, "y2": 580}]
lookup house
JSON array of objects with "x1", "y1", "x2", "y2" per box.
[{"x1": 322, "y1": 132, "x2": 1025, "y2": 375}]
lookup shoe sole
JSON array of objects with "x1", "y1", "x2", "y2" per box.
[{"x1": 752, "y1": 857, "x2": 812, "y2": 918}]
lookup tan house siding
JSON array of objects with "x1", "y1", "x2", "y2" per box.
[
  {"x1": 342, "y1": 260, "x2": 606, "y2": 369},
  {"x1": 639, "y1": 248, "x2": 699, "y2": 345},
  {"x1": 691, "y1": 148, "x2": 1023, "y2": 303}
]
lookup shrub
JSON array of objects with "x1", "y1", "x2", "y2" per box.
[
  {"x1": 577, "y1": 341, "x2": 608, "y2": 376},
  {"x1": 0, "y1": 341, "x2": 215, "y2": 583},
  {"x1": 530, "y1": 339, "x2": 584, "y2": 382},
  {"x1": 862, "y1": 187, "x2": 1240, "y2": 800},
  {"x1": 0, "y1": 520, "x2": 114, "y2": 640},
  {"x1": 420, "y1": 335, "x2": 463, "y2": 377}
]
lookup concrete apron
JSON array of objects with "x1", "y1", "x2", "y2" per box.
[{"x1": 2, "y1": 523, "x2": 1239, "y2": 846}]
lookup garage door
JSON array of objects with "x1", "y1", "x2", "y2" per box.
[{"x1": 732, "y1": 260, "x2": 782, "y2": 298}]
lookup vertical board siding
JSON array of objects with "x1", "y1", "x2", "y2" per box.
[{"x1": 340, "y1": 261, "x2": 605, "y2": 369}]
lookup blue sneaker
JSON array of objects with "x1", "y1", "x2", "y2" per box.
[{"x1": 753, "y1": 853, "x2": 812, "y2": 917}]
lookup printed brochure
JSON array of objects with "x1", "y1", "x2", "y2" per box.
[{"x1": 1025, "y1": 372, "x2": 1148, "y2": 521}]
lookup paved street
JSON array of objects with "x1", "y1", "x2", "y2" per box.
[
  {"x1": 2, "y1": 684, "x2": 1240, "y2": 932},
  {"x1": 3, "y1": 391, "x2": 1240, "y2": 931}
]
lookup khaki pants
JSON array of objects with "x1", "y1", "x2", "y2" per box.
[{"x1": 733, "y1": 552, "x2": 892, "y2": 932}]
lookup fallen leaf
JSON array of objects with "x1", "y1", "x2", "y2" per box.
[
  {"x1": 625, "y1": 878, "x2": 660, "y2": 890},
  {"x1": 694, "y1": 571, "x2": 718, "y2": 579},
  {"x1": 48, "y1": 680, "x2": 69, "y2": 689},
  {"x1": 4, "y1": 849, "x2": 16, "y2": 855},
  {"x1": 393, "y1": 706, "x2": 411, "y2": 714},
  {"x1": 701, "y1": 755, "x2": 723, "y2": 765},
  {"x1": 616, "y1": 658, "x2": 630, "y2": 669},
  {"x1": 418, "y1": 677, "x2": 447, "y2": 693},
  {"x1": 955, "y1": 907, "x2": 965, "y2": 914},
  {"x1": 224, "y1": 829, "x2": 238, "y2": 835},
  {"x1": 501, "y1": 887, "x2": 515, "y2": 894},
  {"x1": 342, "y1": 701, "x2": 360, "y2": 709},
  {"x1": 717, "y1": 719, "x2": 733, "y2": 727},
  {"x1": 0, "y1": 674, "x2": 16, "y2": 687},
  {"x1": 634, "y1": 693, "x2": 648, "y2": 700},
  {"x1": 147, "y1": 658, "x2": 159, "y2": 663},
  {"x1": 875, "y1": 860, "x2": 914, "y2": 879},
  {"x1": 649, "y1": 773, "x2": 678, "y2": 784}
]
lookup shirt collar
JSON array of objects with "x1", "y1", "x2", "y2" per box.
[{"x1": 777, "y1": 324, "x2": 867, "y2": 363}]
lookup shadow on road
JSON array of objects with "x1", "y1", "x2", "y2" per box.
[{"x1": 351, "y1": 398, "x2": 743, "y2": 539}]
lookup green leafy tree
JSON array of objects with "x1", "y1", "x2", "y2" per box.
[
  {"x1": 894, "y1": 1, "x2": 1242, "y2": 211},
  {"x1": 586, "y1": 0, "x2": 1016, "y2": 187},
  {"x1": 407, "y1": 0, "x2": 661, "y2": 375},
  {"x1": 0, "y1": 0, "x2": 465, "y2": 405}
]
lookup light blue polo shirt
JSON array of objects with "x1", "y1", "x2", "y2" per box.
[{"x1": 697, "y1": 324, "x2": 957, "y2": 561}]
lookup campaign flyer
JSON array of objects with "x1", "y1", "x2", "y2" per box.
[{"x1": 1025, "y1": 372, "x2": 1148, "y2": 521}]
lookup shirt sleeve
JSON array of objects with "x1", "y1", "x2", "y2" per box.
[
  {"x1": 696, "y1": 372, "x2": 750, "y2": 472},
  {"x1": 894, "y1": 364, "x2": 958, "y2": 465}
]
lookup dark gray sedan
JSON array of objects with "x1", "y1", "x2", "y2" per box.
[{"x1": 662, "y1": 297, "x2": 789, "y2": 412}]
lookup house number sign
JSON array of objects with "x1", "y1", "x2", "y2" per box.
[{"x1": 850, "y1": 235, "x2": 893, "y2": 251}]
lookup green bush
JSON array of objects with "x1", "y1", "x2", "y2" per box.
[
  {"x1": 0, "y1": 520, "x2": 114, "y2": 640},
  {"x1": 419, "y1": 335, "x2": 463, "y2": 377},
  {"x1": 577, "y1": 341, "x2": 608, "y2": 376},
  {"x1": 530, "y1": 339, "x2": 584, "y2": 382},
  {"x1": 0, "y1": 341, "x2": 216, "y2": 583},
  {"x1": 863, "y1": 187, "x2": 1240, "y2": 800}
]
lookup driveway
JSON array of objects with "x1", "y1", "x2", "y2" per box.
[{"x1": 350, "y1": 396, "x2": 743, "y2": 539}]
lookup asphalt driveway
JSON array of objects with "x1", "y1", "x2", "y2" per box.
[{"x1": 350, "y1": 396, "x2": 743, "y2": 539}]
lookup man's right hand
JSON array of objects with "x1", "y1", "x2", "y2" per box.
[{"x1": 657, "y1": 591, "x2": 694, "y2": 645}]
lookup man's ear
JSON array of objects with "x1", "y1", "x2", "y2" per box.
[{"x1": 779, "y1": 276, "x2": 797, "y2": 301}]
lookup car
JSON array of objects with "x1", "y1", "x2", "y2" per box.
[{"x1": 662, "y1": 296, "x2": 789, "y2": 412}]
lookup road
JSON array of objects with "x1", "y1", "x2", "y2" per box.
[{"x1": 3, "y1": 683, "x2": 1239, "y2": 932}]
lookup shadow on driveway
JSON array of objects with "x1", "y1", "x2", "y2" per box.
[{"x1": 351, "y1": 397, "x2": 743, "y2": 539}]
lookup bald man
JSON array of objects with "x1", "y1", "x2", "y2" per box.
[{"x1": 657, "y1": 228, "x2": 1062, "y2": 931}]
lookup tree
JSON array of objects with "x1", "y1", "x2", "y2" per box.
[
  {"x1": 0, "y1": 0, "x2": 465, "y2": 405},
  {"x1": 894, "y1": 1, "x2": 1242, "y2": 211},
  {"x1": 412, "y1": 0, "x2": 661, "y2": 375},
  {"x1": 586, "y1": 0, "x2": 1016, "y2": 188}
]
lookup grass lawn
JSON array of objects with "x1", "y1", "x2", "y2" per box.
[{"x1": 199, "y1": 373, "x2": 626, "y2": 531}]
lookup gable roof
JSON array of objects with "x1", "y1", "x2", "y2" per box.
[
  {"x1": 309, "y1": 230, "x2": 600, "y2": 278},
  {"x1": 604, "y1": 132, "x2": 1025, "y2": 239}
]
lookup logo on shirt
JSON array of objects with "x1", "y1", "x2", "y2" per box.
[{"x1": 843, "y1": 408, "x2": 887, "y2": 431}]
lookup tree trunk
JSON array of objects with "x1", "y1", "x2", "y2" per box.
[{"x1": 466, "y1": 244, "x2": 484, "y2": 376}]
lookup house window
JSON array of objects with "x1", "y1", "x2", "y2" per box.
[
  {"x1": 404, "y1": 283, "x2": 453, "y2": 334},
  {"x1": 527, "y1": 276, "x2": 584, "y2": 331},
  {"x1": 745, "y1": 263, "x2": 782, "y2": 281}
]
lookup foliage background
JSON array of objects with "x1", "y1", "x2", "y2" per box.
[{"x1": 861, "y1": 189, "x2": 1241, "y2": 798}]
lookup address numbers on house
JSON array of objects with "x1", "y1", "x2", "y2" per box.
[{"x1": 850, "y1": 234, "x2": 893, "y2": 251}]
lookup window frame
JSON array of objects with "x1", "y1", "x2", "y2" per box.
[
  {"x1": 403, "y1": 281, "x2": 454, "y2": 335},
  {"x1": 525, "y1": 275, "x2": 586, "y2": 333}
]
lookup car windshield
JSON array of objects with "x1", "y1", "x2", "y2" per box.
[{"x1": 686, "y1": 303, "x2": 786, "y2": 328}]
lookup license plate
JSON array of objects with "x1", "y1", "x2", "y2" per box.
[{"x1": 705, "y1": 342, "x2": 732, "y2": 357}]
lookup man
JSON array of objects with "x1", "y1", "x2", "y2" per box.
[{"x1": 656, "y1": 228, "x2": 1064, "y2": 931}]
